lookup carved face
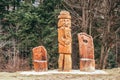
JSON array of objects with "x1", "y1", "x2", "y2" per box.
[
  {"x1": 58, "y1": 19, "x2": 71, "y2": 28},
  {"x1": 78, "y1": 33, "x2": 94, "y2": 59},
  {"x1": 81, "y1": 36, "x2": 89, "y2": 45}
]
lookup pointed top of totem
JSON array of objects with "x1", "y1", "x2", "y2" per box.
[{"x1": 58, "y1": 10, "x2": 71, "y2": 19}]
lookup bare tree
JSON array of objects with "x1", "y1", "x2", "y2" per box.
[
  {"x1": 99, "y1": 0, "x2": 120, "y2": 69},
  {"x1": 62, "y1": 0, "x2": 120, "y2": 69},
  {"x1": 62, "y1": 0, "x2": 101, "y2": 68}
]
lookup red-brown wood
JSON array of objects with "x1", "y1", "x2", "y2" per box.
[
  {"x1": 32, "y1": 46, "x2": 48, "y2": 72},
  {"x1": 78, "y1": 33, "x2": 95, "y2": 71},
  {"x1": 80, "y1": 59, "x2": 95, "y2": 72},
  {"x1": 33, "y1": 61, "x2": 47, "y2": 72}
]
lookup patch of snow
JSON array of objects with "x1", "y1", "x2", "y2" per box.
[
  {"x1": 80, "y1": 58, "x2": 93, "y2": 60},
  {"x1": 20, "y1": 70, "x2": 107, "y2": 75},
  {"x1": 33, "y1": 60, "x2": 47, "y2": 62}
]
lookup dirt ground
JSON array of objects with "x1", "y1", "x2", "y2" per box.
[{"x1": 0, "y1": 68, "x2": 120, "y2": 80}]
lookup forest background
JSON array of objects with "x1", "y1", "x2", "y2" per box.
[{"x1": 0, "y1": 0, "x2": 120, "y2": 72}]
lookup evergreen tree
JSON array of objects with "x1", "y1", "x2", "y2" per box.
[{"x1": 1, "y1": 0, "x2": 62, "y2": 70}]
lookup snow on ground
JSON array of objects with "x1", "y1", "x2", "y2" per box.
[{"x1": 20, "y1": 69, "x2": 107, "y2": 75}]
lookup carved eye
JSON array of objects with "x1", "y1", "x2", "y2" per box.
[{"x1": 83, "y1": 39, "x2": 88, "y2": 43}]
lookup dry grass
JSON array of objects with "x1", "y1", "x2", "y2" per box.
[{"x1": 0, "y1": 68, "x2": 120, "y2": 80}]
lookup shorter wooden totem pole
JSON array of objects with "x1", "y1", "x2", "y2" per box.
[
  {"x1": 32, "y1": 46, "x2": 48, "y2": 72},
  {"x1": 58, "y1": 11, "x2": 72, "y2": 71},
  {"x1": 78, "y1": 33, "x2": 95, "y2": 71}
]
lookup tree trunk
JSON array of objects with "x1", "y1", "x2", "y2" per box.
[
  {"x1": 82, "y1": 0, "x2": 86, "y2": 32},
  {"x1": 100, "y1": 44, "x2": 105, "y2": 69},
  {"x1": 102, "y1": 47, "x2": 110, "y2": 69},
  {"x1": 12, "y1": 38, "x2": 16, "y2": 67},
  {"x1": 102, "y1": 17, "x2": 111, "y2": 69},
  {"x1": 89, "y1": 19, "x2": 92, "y2": 35},
  {"x1": 115, "y1": 33, "x2": 118, "y2": 63}
]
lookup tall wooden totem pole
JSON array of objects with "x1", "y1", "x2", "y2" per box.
[
  {"x1": 58, "y1": 11, "x2": 72, "y2": 71},
  {"x1": 78, "y1": 33, "x2": 95, "y2": 71}
]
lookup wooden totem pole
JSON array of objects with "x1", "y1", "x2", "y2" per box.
[
  {"x1": 58, "y1": 11, "x2": 72, "y2": 71},
  {"x1": 78, "y1": 33, "x2": 95, "y2": 72},
  {"x1": 32, "y1": 46, "x2": 48, "y2": 72}
]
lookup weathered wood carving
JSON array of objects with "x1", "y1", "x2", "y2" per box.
[
  {"x1": 78, "y1": 33, "x2": 95, "y2": 71},
  {"x1": 32, "y1": 46, "x2": 48, "y2": 72},
  {"x1": 58, "y1": 11, "x2": 72, "y2": 71}
]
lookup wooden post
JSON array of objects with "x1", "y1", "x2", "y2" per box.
[
  {"x1": 32, "y1": 46, "x2": 48, "y2": 72},
  {"x1": 58, "y1": 11, "x2": 72, "y2": 71},
  {"x1": 78, "y1": 33, "x2": 95, "y2": 71}
]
